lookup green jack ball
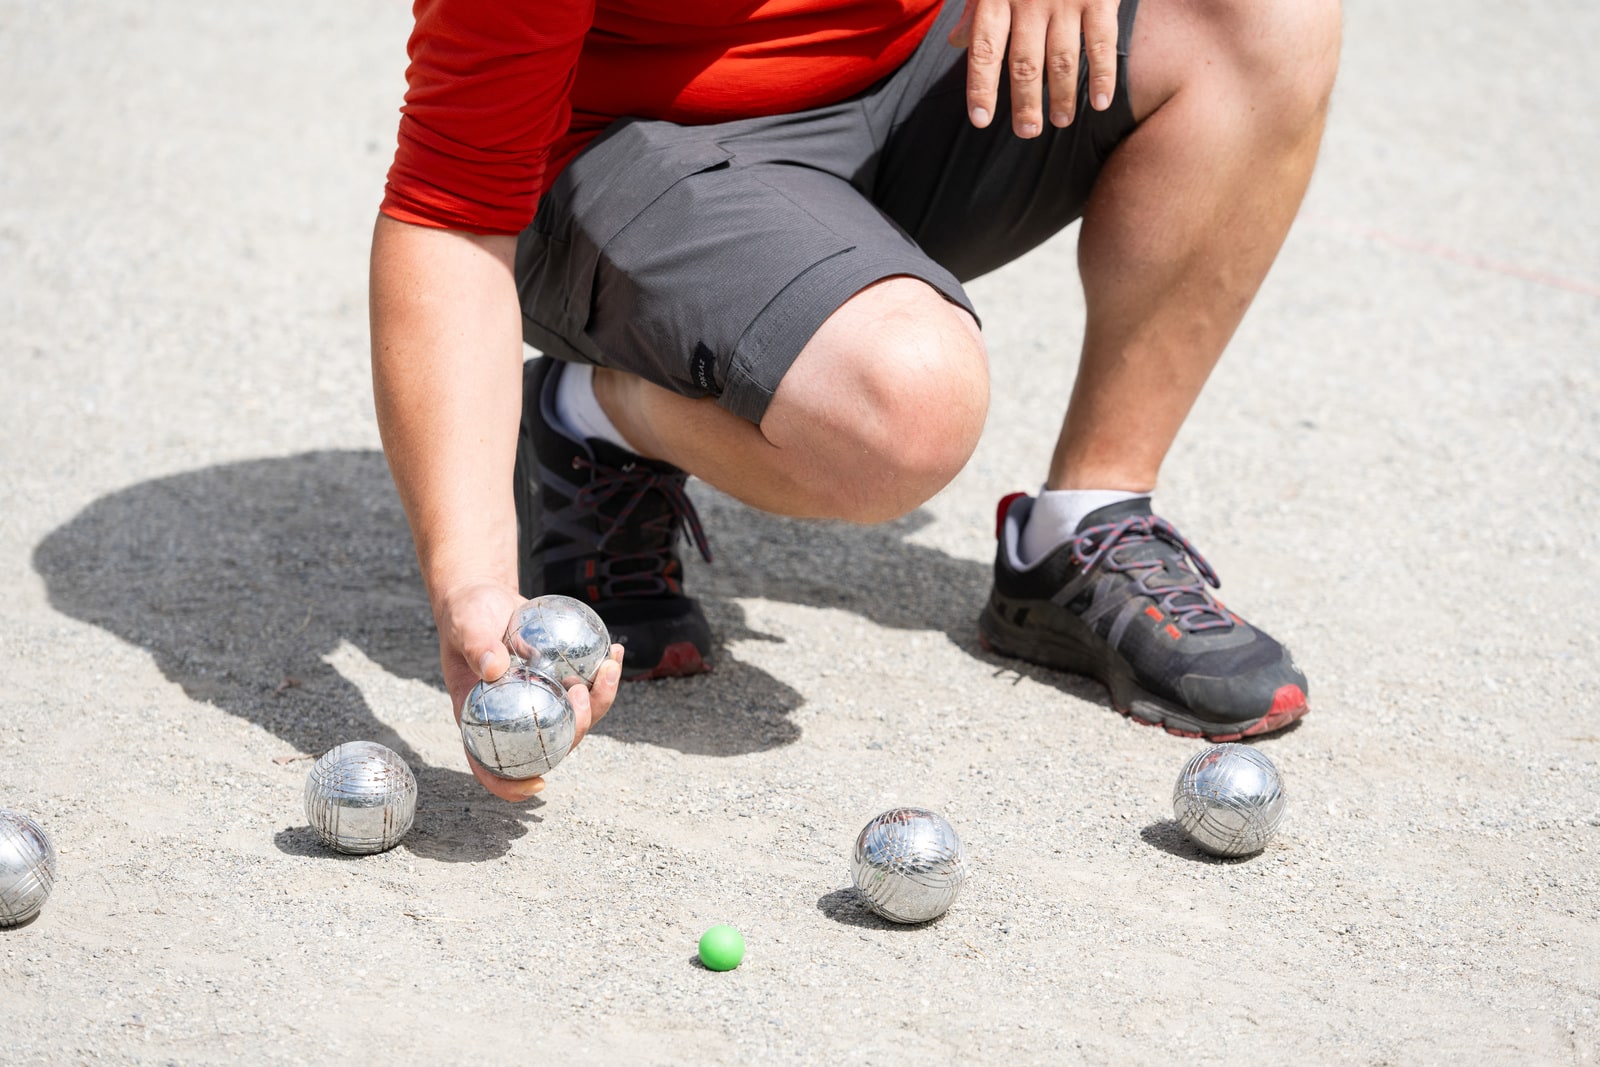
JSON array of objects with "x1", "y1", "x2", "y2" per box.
[{"x1": 697, "y1": 924, "x2": 745, "y2": 971}]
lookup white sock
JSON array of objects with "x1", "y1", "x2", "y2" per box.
[
  {"x1": 553, "y1": 362, "x2": 635, "y2": 453},
  {"x1": 1017, "y1": 487, "x2": 1148, "y2": 565}
]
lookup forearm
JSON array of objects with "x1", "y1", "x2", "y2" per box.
[{"x1": 369, "y1": 213, "x2": 524, "y2": 606}]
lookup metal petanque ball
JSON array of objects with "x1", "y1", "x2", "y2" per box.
[
  {"x1": 1172, "y1": 743, "x2": 1287, "y2": 857},
  {"x1": 850, "y1": 807, "x2": 968, "y2": 924},
  {"x1": 461, "y1": 663, "x2": 577, "y2": 780},
  {"x1": 0, "y1": 810, "x2": 57, "y2": 927},
  {"x1": 505, "y1": 594, "x2": 611, "y2": 686},
  {"x1": 303, "y1": 741, "x2": 417, "y2": 855}
]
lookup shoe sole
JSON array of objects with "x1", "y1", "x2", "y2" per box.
[
  {"x1": 622, "y1": 641, "x2": 711, "y2": 682},
  {"x1": 977, "y1": 600, "x2": 1309, "y2": 742}
]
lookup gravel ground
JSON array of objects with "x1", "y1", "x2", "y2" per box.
[{"x1": 2, "y1": 1, "x2": 1597, "y2": 1063}]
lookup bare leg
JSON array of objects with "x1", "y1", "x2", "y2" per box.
[
  {"x1": 589, "y1": 1, "x2": 1339, "y2": 517},
  {"x1": 1050, "y1": 0, "x2": 1343, "y2": 491},
  {"x1": 595, "y1": 276, "x2": 989, "y2": 524}
]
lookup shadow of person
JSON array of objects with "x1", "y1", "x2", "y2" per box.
[
  {"x1": 30, "y1": 450, "x2": 801, "y2": 859},
  {"x1": 33, "y1": 450, "x2": 438, "y2": 760},
  {"x1": 32, "y1": 449, "x2": 1102, "y2": 855},
  {"x1": 688, "y1": 485, "x2": 994, "y2": 650},
  {"x1": 684, "y1": 484, "x2": 1121, "y2": 713},
  {"x1": 32, "y1": 451, "x2": 539, "y2": 859}
]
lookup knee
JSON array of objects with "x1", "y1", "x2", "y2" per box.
[
  {"x1": 766, "y1": 288, "x2": 990, "y2": 523},
  {"x1": 837, "y1": 325, "x2": 990, "y2": 522},
  {"x1": 1206, "y1": 0, "x2": 1342, "y2": 122}
]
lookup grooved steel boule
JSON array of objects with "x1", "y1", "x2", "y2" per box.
[
  {"x1": 1172, "y1": 743, "x2": 1286, "y2": 857},
  {"x1": 0, "y1": 810, "x2": 57, "y2": 927},
  {"x1": 505, "y1": 594, "x2": 611, "y2": 686},
  {"x1": 850, "y1": 807, "x2": 968, "y2": 923},
  {"x1": 303, "y1": 742, "x2": 417, "y2": 854},
  {"x1": 461, "y1": 664, "x2": 576, "y2": 779}
]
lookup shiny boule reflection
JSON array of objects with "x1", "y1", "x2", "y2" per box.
[
  {"x1": 0, "y1": 810, "x2": 57, "y2": 927},
  {"x1": 505, "y1": 594, "x2": 611, "y2": 685},
  {"x1": 850, "y1": 807, "x2": 968, "y2": 923},
  {"x1": 303, "y1": 741, "x2": 417, "y2": 854},
  {"x1": 461, "y1": 664, "x2": 577, "y2": 779},
  {"x1": 1172, "y1": 743, "x2": 1286, "y2": 857}
]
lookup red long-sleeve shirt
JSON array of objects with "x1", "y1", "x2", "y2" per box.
[{"x1": 380, "y1": 0, "x2": 942, "y2": 235}]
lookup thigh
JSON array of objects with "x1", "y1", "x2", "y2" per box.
[
  {"x1": 864, "y1": 0, "x2": 1143, "y2": 282},
  {"x1": 516, "y1": 118, "x2": 976, "y2": 426}
]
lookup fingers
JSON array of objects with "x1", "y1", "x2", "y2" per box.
[
  {"x1": 472, "y1": 639, "x2": 511, "y2": 684},
  {"x1": 437, "y1": 584, "x2": 520, "y2": 689},
  {"x1": 461, "y1": 597, "x2": 516, "y2": 683},
  {"x1": 588, "y1": 644, "x2": 624, "y2": 725},
  {"x1": 1082, "y1": 1, "x2": 1119, "y2": 113},
  {"x1": 964, "y1": 0, "x2": 1010, "y2": 127},
  {"x1": 961, "y1": 0, "x2": 1121, "y2": 132},
  {"x1": 436, "y1": 589, "x2": 625, "y2": 800},
  {"x1": 463, "y1": 744, "x2": 546, "y2": 802},
  {"x1": 1045, "y1": 13, "x2": 1079, "y2": 127},
  {"x1": 567, "y1": 644, "x2": 623, "y2": 749},
  {"x1": 1007, "y1": 5, "x2": 1048, "y2": 137}
]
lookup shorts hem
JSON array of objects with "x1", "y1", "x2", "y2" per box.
[{"x1": 717, "y1": 252, "x2": 977, "y2": 425}]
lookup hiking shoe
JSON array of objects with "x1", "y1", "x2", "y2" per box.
[
  {"x1": 978, "y1": 493, "x2": 1309, "y2": 740},
  {"x1": 514, "y1": 357, "x2": 713, "y2": 680}
]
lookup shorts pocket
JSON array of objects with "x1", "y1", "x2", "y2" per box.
[{"x1": 517, "y1": 120, "x2": 734, "y2": 345}]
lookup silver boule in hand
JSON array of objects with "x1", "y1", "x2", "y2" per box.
[
  {"x1": 504, "y1": 594, "x2": 611, "y2": 686},
  {"x1": 461, "y1": 663, "x2": 577, "y2": 780}
]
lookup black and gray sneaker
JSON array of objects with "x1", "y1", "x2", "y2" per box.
[
  {"x1": 514, "y1": 357, "x2": 713, "y2": 680},
  {"x1": 978, "y1": 493, "x2": 1309, "y2": 740}
]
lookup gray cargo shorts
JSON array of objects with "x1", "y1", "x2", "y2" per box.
[{"x1": 516, "y1": 0, "x2": 1141, "y2": 424}]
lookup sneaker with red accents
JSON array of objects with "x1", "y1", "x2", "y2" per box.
[
  {"x1": 978, "y1": 494, "x2": 1309, "y2": 740},
  {"x1": 514, "y1": 357, "x2": 713, "y2": 680}
]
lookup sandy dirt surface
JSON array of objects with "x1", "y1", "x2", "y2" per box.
[{"x1": 3, "y1": 1, "x2": 1597, "y2": 1062}]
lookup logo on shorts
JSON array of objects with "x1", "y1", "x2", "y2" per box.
[{"x1": 690, "y1": 343, "x2": 720, "y2": 396}]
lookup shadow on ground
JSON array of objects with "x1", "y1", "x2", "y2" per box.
[
  {"x1": 814, "y1": 887, "x2": 913, "y2": 930},
  {"x1": 270, "y1": 778, "x2": 547, "y2": 863},
  {"x1": 33, "y1": 450, "x2": 1078, "y2": 852},
  {"x1": 1138, "y1": 819, "x2": 1258, "y2": 864}
]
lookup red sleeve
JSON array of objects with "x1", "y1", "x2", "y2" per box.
[{"x1": 381, "y1": 0, "x2": 594, "y2": 236}]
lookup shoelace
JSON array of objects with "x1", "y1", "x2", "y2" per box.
[
  {"x1": 1068, "y1": 515, "x2": 1233, "y2": 632},
  {"x1": 574, "y1": 456, "x2": 713, "y2": 595}
]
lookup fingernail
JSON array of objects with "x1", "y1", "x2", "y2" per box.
[
  {"x1": 1019, "y1": 122, "x2": 1040, "y2": 138},
  {"x1": 477, "y1": 650, "x2": 496, "y2": 677},
  {"x1": 1093, "y1": 92, "x2": 1110, "y2": 110},
  {"x1": 971, "y1": 106, "x2": 989, "y2": 126},
  {"x1": 1051, "y1": 111, "x2": 1071, "y2": 127}
]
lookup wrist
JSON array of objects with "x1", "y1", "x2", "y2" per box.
[{"x1": 419, "y1": 535, "x2": 520, "y2": 616}]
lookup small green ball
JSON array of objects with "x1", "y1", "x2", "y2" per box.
[{"x1": 697, "y1": 924, "x2": 745, "y2": 971}]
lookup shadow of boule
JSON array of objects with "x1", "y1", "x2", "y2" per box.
[
  {"x1": 1138, "y1": 819, "x2": 1257, "y2": 865},
  {"x1": 814, "y1": 886, "x2": 921, "y2": 930}
]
